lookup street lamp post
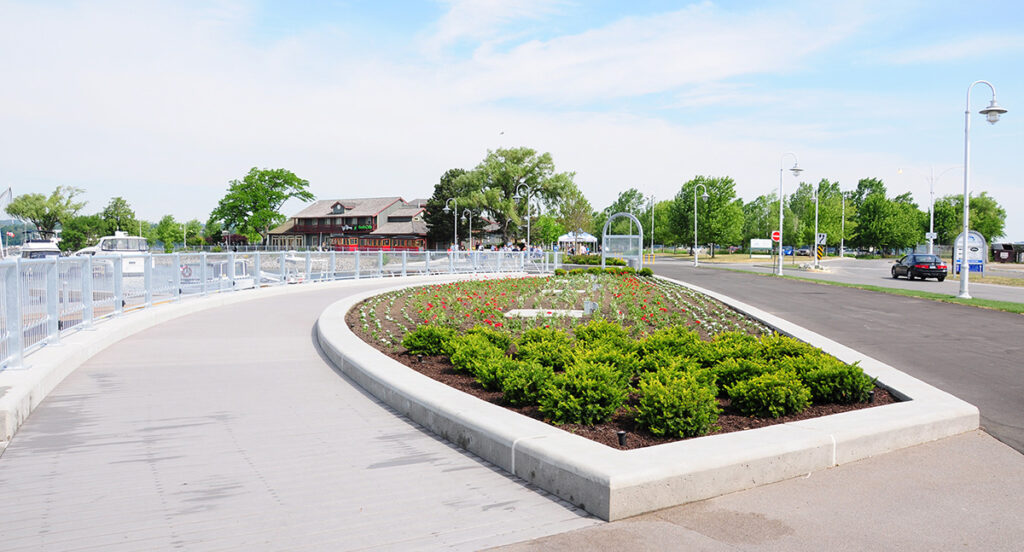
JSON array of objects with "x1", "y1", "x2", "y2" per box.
[
  {"x1": 442, "y1": 198, "x2": 458, "y2": 249},
  {"x1": 840, "y1": 191, "x2": 846, "y2": 258},
  {"x1": 813, "y1": 186, "x2": 820, "y2": 269},
  {"x1": 898, "y1": 166, "x2": 960, "y2": 255},
  {"x1": 513, "y1": 183, "x2": 538, "y2": 247},
  {"x1": 777, "y1": 153, "x2": 803, "y2": 276},
  {"x1": 649, "y1": 194, "x2": 655, "y2": 257},
  {"x1": 692, "y1": 183, "x2": 709, "y2": 267},
  {"x1": 461, "y1": 209, "x2": 474, "y2": 250},
  {"x1": 958, "y1": 81, "x2": 1007, "y2": 300}
]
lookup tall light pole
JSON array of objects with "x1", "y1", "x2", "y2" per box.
[
  {"x1": 777, "y1": 153, "x2": 803, "y2": 276},
  {"x1": 461, "y1": 209, "x2": 474, "y2": 250},
  {"x1": 513, "y1": 183, "x2": 538, "y2": 247},
  {"x1": 898, "y1": 165, "x2": 960, "y2": 255},
  {"x1": 812, "y1": 185, "x2": 820, "y2": 269},
  {"x1": 692, "y1": 182, "x2": 709, "y2": 267},
  {"x1": 840, "y1": 191, "x2": 846, "y2": 258},
  {"x1": 649, "y1": 194, "x2": 655, "y2": 257},
  {"x1": 958, "y1": 81, "x2": 1007, "y2": 300},
  {"x1": 442, "y1": 198, "x2": 458, "y2": 249}
]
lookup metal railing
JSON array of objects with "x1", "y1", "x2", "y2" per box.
[{"x1": 0, "y1": 250, "x2": 560, "y2": 369}]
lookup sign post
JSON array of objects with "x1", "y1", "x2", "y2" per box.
[
  {"x1": 953, "y1": 230, "x2": 986, "y2": 276},
  {"x1": 815, "y1": 233, "x2": 827, "y2": 268}
]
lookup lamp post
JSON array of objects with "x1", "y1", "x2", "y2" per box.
[
  {"x1": 898, "y1": 165, "x2": 960, "y2": 255},
  {"x1": 512, "y1": 183, "x2": 538, "y2": 247},
  {"x1": 692, "y1": 182, "x2": 709, "y2": 267},
  {"x1": 442, "y1": 198, "x2": 458, "y2": 250},
  {"x1": 813, "y1": 186, "x2": 820, "y2": 269},
  {"x1": 777, "y1": 153, "x2": 803, "y2": 276},
  {"x1": 958, "y1": 81, "x2": 1007, "y2": 300},
  {"x1": 649, "y1": 194, "x2": 655, "y2": 257},
  {"x1": 461, "y1": 209, "x2": 474, "y2": 250},
  {"x1": 840, "y1": 191, "x2": 846, "y2": 258}
]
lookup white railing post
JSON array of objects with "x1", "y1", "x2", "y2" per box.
[
  {"x1": 82, "y1": 256, "x2": 94, "y2": 328},
  {"x1": 46, "y1": 258, "x2": 59, "y2": 344},
  {"x1": 173, "y1": 253, "x2": 182, "y2": 300},
  {"x1": 228, "y1": 251, "x2": 236, "y2": 290},
  {"x1": 329, "y1": 250, "x2": 336, "y2": 281},
  {"x1": 424, "y1": 251, "x2": 430, "y2": 274},
  {"x1": 401, "y1": 251, "x2": 407, "y2": 277},
  {"x1": 113, "y1": 258, "x2": 124, "y2": 316},
  {"x1": 279, "y1": 251, "x2": 286, "y2": 286},
  {"x1": 4, "y1": 261, "x2": 24, "y2": 368},
  {"x1": 305, "y1": 251, "x2": 312, "y2": 284},
  {"x1": 355, "y1": 250, "x2": 361, "y2": 279},
  {"x1": 201, "y1": 252, "x2": 208, "y2": 296},
  {"x1": 144, "y1": 254, "x2": 153, "y2": 307},
  {"x1": 254, "y1": 251, "x2": 261, "y2": 286}
]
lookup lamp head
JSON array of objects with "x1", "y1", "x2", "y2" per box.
[
  {"x1": 980, "y1": 99, "x2": 1007, "y2": 125},
  {"x1": 701, "y1": 193, "x2": 709, "y2": 202},
  {"x1": 461, "y1": 215, "x2": 467, "y2": 223},
  {"x1": 789, "y1": 164, "x2": 803, "y2": 177},
  {"x1": 512, "y1": 193, "x2": 521, "y2": 200},
  {"x1": 442, "y1": 206, "x2": 450, "y2": 214}
]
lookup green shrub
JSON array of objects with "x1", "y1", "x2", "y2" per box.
[
  {"x1": 539, "y1": 361, "x2": 628, "y2": 425},
  {"x1": 588, "y1": 267, "x2": 603, "y2": 275},
  {"x1": 714, "y1": 357, "x2": 772, "y2": 391},
  {"x1": 553, "y1": 268, "x2": 567, "y2": 276},
  {"x1": 638, "y1": 267, "x2": 654, "y2": 277},
  {"x1": 573, "y1": 318, "x2": 631, "y2": 349},
  {"x1": 466, "y1": 325, "x2": 512, "y2": 352},
  {"x1": 568, "y1": 268, "x2": 584, "y2": 275},
  {"x1": 604, "y1": 267, "x2": 620, "y2": 275},
  {"x1": 727, "y1": 371, "x2": 811, "y2": 418},
  {"x1": 449, "y1": 334, "x2": 505, "y2": 381},
  {"x1": 637, "y1": 326, "x2": 702, "y2": 359},
  {"x1": 638, "y1": 349, "x2": 700, "y2": 374},
  {"x1": 475, "y1": 356, "x2": 518, "y2": 392},
  {"x1": 620, "y1": 266, "x2": 637, "y2": 275},
  {"x1": 500, "y1": 360, "x2": 555, "y2": 406},
  {"x1": 518, "y1": 327, "x2": 571, "y2": 347},
  {"x1": 759, "y1": 333, "x2": 818, "y2": 361},
  {"x1": 712, "y1": 332, "x2": 762, "y2": 359},
  {"x1": 802, "y1": 364, "x2": 874, "y2": 404},
  {"x1": 517, "y1": 340, "x2": 575, "y2": 371},
  {"x1": 572, "y1": 343, "x2": 639, "y2": 384},
  {"x1": 771, "y1": 352, "x2": 845, "y2": 378},
  {"x1": 635, "y1": 370, "x2": 720, "y2": 438},
  {"x1": 402, "y1": 325, "x2": 456, "y2": 356}
]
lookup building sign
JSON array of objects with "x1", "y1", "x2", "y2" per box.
[
  {"x1": 953, "y1": 230, "x2": 986, "y2": 275},
  {"x1": 354, "y1": 224, "x2": 373, "y2": 230}
]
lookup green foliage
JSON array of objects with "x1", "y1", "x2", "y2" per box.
[
  {"x1": 714, "y1": 357, "x2": 772, "y2": 391},
  {"x1": 573, "y1": 318, "x2": 631, "y2": 349},
  {"x1": 637, "y1": 326, "x2": 702, "y2": 359},
  {"x1": 5, "y1": 186, "x2": 86, "y2": 238},
  {"x1": 518, "y1": 326, "x2": 571, "y2": 347},
  {"x1": 499, "y1": 360, "x2": 555, "y2": 406},
  {"x1": 638, "y1": 267, "x2": 654, "y2": 277},
  {"x1": 100, "y1": 197, "x2": 138, "y2": 235},
  {"x1": 802, "y1": 364, "x2": 875, "y2": 404},
  {"x1": 539, "y1": 361, "x2": 628, "y2": 425},
  {"x1": 572, "y1": 343, "x2": 638, "y2": 383},
  {"x1": 155, "y1": 214, "x2": 180, "y2": 253},
  {"x1": 568, "y1": 268, "x2": 585, "y2": 275},
  {"x1": 466, "y1": 325, "x2": 512, "y2": 352},
  {"x1": 424, "y1": 168, "x2": 472, "y2": 249},
  {"x1": 670, "y1": 176, "x2": 744, "y2": 254},
  {"x1": 566, "y1": 255, "x2": 625, "y2": 266},
  {"x1": 401, "y1": 325, "x2": 456, "y2": 356},
  {"x1": 635, "y1": 369, "x2": 720, "y2": 438},
  {"x1": 638, "y1": 349, "x2": 700, "y2": 374},
  {"x1": 758, "y1": 333, "x2": 818, "y2": 361},
  {"x1": 728, "y1": 371, "x2": 811, "y2": 418},
  {"x1": 210, "y1": 167, "x2": 314, "y2": 245},
  {"x1": 473, "y1": 354, "x2": 516, "y2": 392},
  {"x1": 771, "y1": 351, "x2": 846, "y2": 377},
  {"x1": 58, "y1": 214, "x2": 107, "y2": 252},
  {"x1": 604, "y1": 267, "x2": 619, "y2": 275},
  {"x1": 517, "y1": 340, "x2": 575, "y2": 371},
  {"x1": 449, "y1": 334, "x2": 505, "y2": 380},
  {"x1": 554, "y1": 268, "x2": 567, "y2": 276},
  {"x1": 588, "y1": 267, "x2": 603, "y2": 275}
]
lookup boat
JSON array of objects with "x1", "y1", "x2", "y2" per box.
[
  {"x1": 75, "y1": 231, "x2": 149, "y2": 275},
  {"x1": 20, "y1": 239, "x2": 62, "y2": 259}
]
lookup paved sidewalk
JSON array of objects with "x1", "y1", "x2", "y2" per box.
[{"x1": 0, "y1": 283, "x2": 598, "y2": 551}]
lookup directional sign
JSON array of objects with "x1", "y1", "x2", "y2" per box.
[
  {"x1": 771, "y1": 230, "x2": 781, "y2": 242},
  {"x1": 925, "y1": 231, "x2": 938, "y2": 240},
  {"x1": 816, "y1": 233, "x2": 827, "y2": 246}
]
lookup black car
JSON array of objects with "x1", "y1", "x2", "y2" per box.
[{"x1": 891, "y1": 254, "x2": 948, "y2": 281}]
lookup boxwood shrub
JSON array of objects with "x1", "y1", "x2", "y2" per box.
[
  {"x1": 802, "y1": 364, "x2": 875, "y2": 404},
  {"x1": 539, "y1": 361, "x2": 628, "y2": 425},
  {"x1": 449, "y1": 334, "x2": 504, "y2": 381},
  {"x1": 499, "y1": 360, "x2": 555, "y2": 406},
  {"x1": 401, "y1": 324, "x2": 456, "y2": 356},
  {"x1": 466, "y1": 325, "x2": 512, "y2": 352},
  {"x1": 635, "y1": 369, "x2": 720, "y2": 438},
  {"x1": 727, "y1": 370, "x2": 811, "y2": 418}
]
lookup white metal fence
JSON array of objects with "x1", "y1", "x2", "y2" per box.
[{"x1": 0, "y1": 250, "x2": 560, "y2": 369}]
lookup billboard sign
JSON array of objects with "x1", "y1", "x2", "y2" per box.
[{"x1": 953, "y1": 230, "x2": 986, "y2": 274}]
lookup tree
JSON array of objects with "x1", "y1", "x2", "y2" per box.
[
  {"x1": 155, "y1": 215, "x2": 180, "y2": 253},
  {"x1": 532, "y1": 214, "x2": 565, "y2": 246},
  {"x1": 5, "y1": 186, "x2": 86, "y2": 238},
  {"x1": 101, "y1": 197, "x2": 138, "y2": 234},
  {"x1": 458, "y1": 147, "x2": 575, "y2": 244},
  {"x1": 184, "y1": 219, "x2": 204, "y2": 247},
  {"x1": 210, "y1": 167, "x2": 314, "y2": 245},
  {"x1": 855, "y1": 192, "x2": 921, "y2": 252},
  {"x1": 424, "y1": 168, "x2": 476, "y2": 248},
  {"x1": 58, "y1": 214, "x2": 107, "y2": 252},
  {"x1": 555, "y1": 182, "x2": 593, "y2": 239},
  {"x1": 932, "y1": 192, "x2": 1006, "y2": 245},
  {"x1": 669, "y1": 176, "x2": 743, "y2": 256},
  {"x1": 741, "y1": 194, "x2": 776, "y2": 245},
  {"x1": 650, "y1": 200, "x2": 680, "y2": 246},
  {"x1": 204, "y1": 216, "x2": 224, "y2": 245}
]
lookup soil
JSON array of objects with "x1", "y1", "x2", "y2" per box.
[{"x1": 365, "y1": 349, "x2": 897, "y2": 451}]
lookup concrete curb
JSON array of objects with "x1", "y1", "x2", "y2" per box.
[{"x1": 315, "y1": 274, "x2": 979, "y2": 521}]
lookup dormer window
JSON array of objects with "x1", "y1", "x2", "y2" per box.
[{"x1": 331, "y1": 202, "x2": 346, "y2": 215}]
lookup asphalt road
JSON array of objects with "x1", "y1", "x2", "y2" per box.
[{"x1": 653, "y1": 260, "x2": 1024, "y2": 454}]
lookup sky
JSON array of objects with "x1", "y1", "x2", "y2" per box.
[{"x1": 1, "y1": 0, "x2": 1022, "y2": 241}]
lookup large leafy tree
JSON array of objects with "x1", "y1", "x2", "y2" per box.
[
  {"x1": 458, "y1": 147, "x2": 574, "y2": 244},
  {"x1": 424, "y1": 168, "x2": 477, "y2": 248},
  {"x1": 741, "y1": 193, "x2": 776, "y2": 245},
  {"x1": 855, "y1": 191, "x2": 921, "y2": 251},
  {"x1": 669, "y1": 176, "x2": 743, "y2": 256},
  {"x1": 932, "y1": 191, "x2": 1006, "y2": 245},
  {"x1": 210, "y1": 167, "x2": 314, "y2": 245},
  {"x1": 531, "y1": 214, "x2": 565, "y2": 246},
  {"x1": 555, "y1": 182, "x2": 593, "y2": 239},
  {"x1": 788, "y1": 179, "x2": 844, "y2": 247},
  {"x1": 5, "y1": 186, "x2": 86, "y2": 238},
  {"x1": 155, "y1": 215, "x2": 180, "y2": 253},
  {"x1": 101, "y1": 197, "x2": 138, "y2": 234},
  {"x1": 595, "y1": 188, "x2": 648, "y2": 238},
  {"x1": 58, "y1": 214, "x2": 107, "y2": 252}
]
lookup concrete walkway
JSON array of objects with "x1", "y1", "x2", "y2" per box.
[{"x1": 0, "y1": 282, "x2": 598, "y2": 551}]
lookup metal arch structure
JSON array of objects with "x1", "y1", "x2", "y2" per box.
[{"x1": 601, "y1": 212, "x2": 644, "y2": 270}]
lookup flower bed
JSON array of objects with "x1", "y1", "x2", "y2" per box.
[{"x1": 347, "y1": 273, "x2": 894, "y2": 448}]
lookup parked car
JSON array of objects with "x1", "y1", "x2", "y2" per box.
[
  {"x1": 891, "y1": 254, "x2": 947, "y2": 281},
  {"x1": 796, "y1": 247, "x2": 811, "y2": 256}
]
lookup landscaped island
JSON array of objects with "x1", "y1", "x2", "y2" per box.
[{"x1": 347, "y1": 269, "x2": 893, "y2": 449}]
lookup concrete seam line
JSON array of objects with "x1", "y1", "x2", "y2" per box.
[
  {"x1": 510, "y1": 435, "x2": 547, "y2": 474},
  {"x1": 831, "y1": 433, "x2": 837, "y2": 466}
]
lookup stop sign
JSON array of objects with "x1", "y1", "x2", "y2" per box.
[{"x1": 771, "y1": 230, "x2": 781, "y2": 242}]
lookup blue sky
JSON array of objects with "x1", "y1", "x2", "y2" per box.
[{"x1": 1, "y1": 0, "x2": 1022, "y2": 240}]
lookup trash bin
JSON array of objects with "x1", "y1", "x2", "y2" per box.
[{"x1": 992, "y1": 244, "x2": 1014, "y2": 263}]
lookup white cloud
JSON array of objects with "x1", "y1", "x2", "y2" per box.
[{"x1": 886, "y1": 34, "x2": 1024, "y2": 64}]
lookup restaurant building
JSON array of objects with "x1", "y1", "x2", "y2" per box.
[{"x1": 268, "y1": 197, "x2": 428, "y2": 251}]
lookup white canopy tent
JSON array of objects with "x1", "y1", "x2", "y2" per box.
[{"x1": 557, "y1": 231, "x2": 598, "y2": 244}]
